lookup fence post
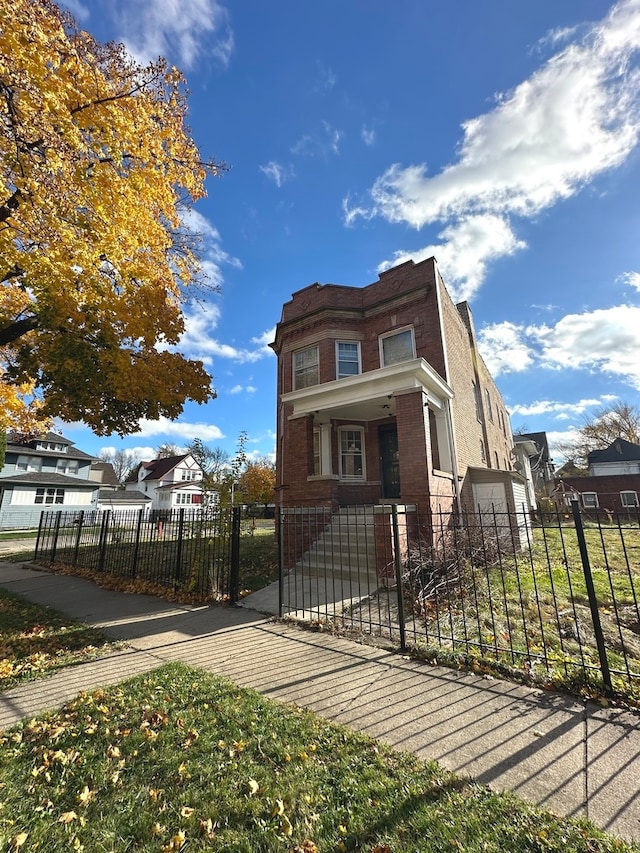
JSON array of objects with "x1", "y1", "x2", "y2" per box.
[
  {"x1": 98, "y1": 512, "x2": 110, "y2": 573},
  {"x1": 174, "y1": 508, "x2": 185, "y2": 591},
  {"x1": 392, "y1": 505, "x2": 407, "y2": 652},
  {"x1": 73, "y1": 511, "x2": 84, "y2": 566},
  {"x1": 49, "y1": 511, "x2": 62, "y2": 566},
  {"x1": 570, "y1": 500, "x2": 613, "y2": 698},
  {"x1": 278, "y1": 509, "x2": 285, "y2": 618},
  {"x1": 34, "y1": 510, "x2": 45, "y2": 560},
  {"x1": 228, "y1": 506, "x2": 241, "y2": 605},
  {"x1": 131, "y1": 509, "x2": 143, "y2": 579}
]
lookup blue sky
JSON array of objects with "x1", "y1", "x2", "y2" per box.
[{"x1": 59, "y1": 0, "x2": 640, "y2": 468}]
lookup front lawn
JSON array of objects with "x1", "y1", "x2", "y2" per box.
[
  {"x1": 0, "y1": 662, "x2": 635, "y2": 853},
  {"x1": 0, "y1": 587, "x2": 122, "y2": 691}
]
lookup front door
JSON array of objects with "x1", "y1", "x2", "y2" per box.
[{"x1": 379, "y1": 425, "x2": 400, "y2": 499}]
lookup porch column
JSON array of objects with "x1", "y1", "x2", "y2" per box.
[{"x1": 394, "y1": 388, "x2": 432, "y2": 516}]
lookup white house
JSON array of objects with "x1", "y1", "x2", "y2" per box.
[{"x1": 125, "y1": 454, "x2": 206, "y2": 512}]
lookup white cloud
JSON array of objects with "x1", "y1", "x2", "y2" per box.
[
  {"x1": 315, "y1": 62, "x2": 337, "y2": 92},
  {"x1": 477, "y1": 320, "x2": 536, "y2": 376},
  {"x1": 135, "y1": 416, "x2": 225, "y2": 441},
  {"x1": 531, "y1": 305, "x2": 640, "y2": 387},
  {"x1": 508, "y1": 397, "x2": 613, "y2": 419},
  {"x1": 478, "y1": 304, "x2": 640, "y2": 390},
  {"x1": 291, "y1": 122, "x2": 343, "y2": 158},
  {"x1": 250, "y1": 327, "x2": 276, "y2": 356},
  {"x1": 114, "y1": 0, "x2": 234, "y2": 69},
  {"x1": 177, "y1": 304, "x2": 272, "y2": 364},
  {"x1": 619, "y1": 270, "x2": 640, "y2": 291},
  {"x1": 229, "y1": 384, "x2": 257, "y2": 395},
  {"x1": 347, "y1": 0, "x2": 640, "y2": 296},
  {"x1": 61, "y1": 0, "x2": 89, "y2": 20},
  {"x1": 361, "y1": 125, "x2": 376, "y2": 146},
  {"x1": 180, "y1": 208, "x2": 242, "y2": 289},
  {"x1": 378, "y1": 215, "x2": 526, "y2": 301},
  {"x1": 259, "y1": 161, "x2": 295, "y2": 188}
]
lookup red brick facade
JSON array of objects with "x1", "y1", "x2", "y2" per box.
[{"x1": 271, "y1": 257, "x2": 515, "y2": 524}]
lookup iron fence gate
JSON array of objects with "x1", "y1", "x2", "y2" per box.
[
  {"x1": 278, "y1": 502, "x2": 640, "y2": 703},
  {"x1": 35, "y1": 506, "x2": 242, "y2": 602}
]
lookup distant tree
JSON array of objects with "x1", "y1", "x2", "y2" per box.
[
  {"x1": 99, "y1": 448, "x2": 140, "y2": 483},
  {"x1": 557, "y1": 401, "x2": 640, "y2": 470},
  {"x1": 155, "y1": 443, "x2": 182, "y2": 459},
  {"x1": 237, "y1": 456, "x2": 276, "y2": 510},
  {"x1": 0, "y1": 0, "x2": 223, "y2": 436},
  {"x1": 185, "y1": 438, "x2": 230, "y2": 484}
]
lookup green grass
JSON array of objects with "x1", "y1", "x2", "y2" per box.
[
  {"x1": 0, "y1": 588, "x2": 122, "y2": 691},
  {"x1": 405, "y1": 523, "x2": 640, "y2": 707},
  {"x1": 0, "y1": 662, "x2": 636, "y2": 853}
]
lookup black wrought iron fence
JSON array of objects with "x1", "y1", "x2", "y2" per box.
[
  {"x1": 278, "y1": 502, "x2": 640, "y2": 703},
  {"x1": 34, "y1": 507, "x2": 242, "y2": 601}
]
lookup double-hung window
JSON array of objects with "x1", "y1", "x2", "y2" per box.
[
  {"x1": 336, "y1": 341, "x2": 360, "y2": 379},
  {"x1": 339, "y1": 428, "x2": 365, "y2": 479},
  {"x1": 582, "y1": 492, "x2": 599, "y2": 509},
  {"x1": 293, "y1": 346, "x2": 319, "y2": 389},
  {"x1": 621, "y1": 491, "x2": 639, "y2": 508},
  {"x1": 379, "y1": 327, "x2": 415, "y2": 367}
]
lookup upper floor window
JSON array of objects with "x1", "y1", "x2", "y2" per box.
[
  {"x1": 621, "y1": 491, "x2": 639, "y2": 508},
  {"x1": 339, "y1": 428, "x2": 365, "y2": 480},
  {"x1": 37, "y1": 441, "x2": 67, "y2": 452},
  {"x1": 293, "y1": 346, "x2": 319, "y2": 390},
  {"x1": 17, "y1": 455, "x2": 42, "y2": 472},
  {"x1": 57, "y1": 459, "x2": 79, "y2": 475},
  {"x1": 379, "y1": 327, "x2": 415, "y2": 367},
  {"x1": 472, "y1": 383, "x2": 482, "y2": 421},
  {"x1": 336, "y1": 341, "x2": 360, "y2": 379},
  {"x1": 180, "y1": 469, "x2": 198, "y2": 481},
  {"x1": 582, "y1": 492, "x2": 599, "y2": 509},
  {"x1": 485, "y1": 389, "x2": 493, "y2": 422}
]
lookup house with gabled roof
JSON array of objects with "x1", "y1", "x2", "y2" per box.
[
  {"x1": 0, "y1": 431, "x2": 98, "y2": 528},
  {"x1": 125, "y1": 453, "x2": 205, "y2": 513}
]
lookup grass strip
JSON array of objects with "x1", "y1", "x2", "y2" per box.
[
  {"x1": 0, "y1": 587, "x2": 122, "y2": 691},
  {"x1": 0, "y1": 662, "x2": 636, "y2": 852}
]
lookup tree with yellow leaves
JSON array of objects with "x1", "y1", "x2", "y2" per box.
[{"x1": 0, "y1": 0, "x2": 223, "y2": 436}]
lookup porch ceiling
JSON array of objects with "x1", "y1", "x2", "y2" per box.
[{"x1": 282, "y1": 358, "x2": 453, "y2": 424}]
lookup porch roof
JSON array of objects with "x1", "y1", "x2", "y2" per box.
[{"x1": 281, "y1": 358, "x2": 453, "y2": 423}]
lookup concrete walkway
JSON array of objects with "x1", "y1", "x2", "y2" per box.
[{"x1": 1, "y1": 562, "x2": 639, "y2": 845}]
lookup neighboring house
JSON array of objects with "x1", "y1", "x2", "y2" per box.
[
  {"x1": 271, "y1": 257, "x2": 529, "y2": 537},
  {"x1": 96, "y1": 488, "x2": 151, "y2": 515},
  {"x1": 125, "y1": 454, "x2": 206, "y2": 512},
  {"x1": 89, "y1": 461, "x2": 120, "y2": 489},
  {"x1": 0, "y1": 431, "x2": 98, "y2": 528},
  {"x1": 513, "y1": 431, "x2": 555, "y2": 499},
  {"x1": 555, "y1": 438, "x2": 640, "y2": 513}
]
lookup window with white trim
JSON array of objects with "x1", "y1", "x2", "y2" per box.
[
  {"x1": 34, "y1": 488, "x2": 64, "y2": 505},
  {"x1": 17, "y1": 455, "x2": 42, "y2": 472},
  {"x1": 180, "y1": 469, "x2": 197, "y2": 481},
  {"x1": 621, "y1": 491, "x2": 639, "y2": 508},
  {"x1": 379, "y1": 327, "x2": 415, "y2": 367},
  {"x1": 293, "y1": 346, "x2": 319, "y2": 389},
  {"x1": 339, "y1": 428, "x2": 365, "y2": 479},
  {"x1": 336, "y1": 341, "x2": 360, "y2": 379},
  {"x1": 582, "y1": 492, "x2": 599, "y2": 509},
  {"x1": 176, "y1": 493, "x2": 193, "y2": 505}
]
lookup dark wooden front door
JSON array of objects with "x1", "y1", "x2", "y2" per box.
[{"x1": 379, "y1": 425, "x2": 400, "y2": 499}]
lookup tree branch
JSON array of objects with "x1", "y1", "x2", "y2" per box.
[{"x1": 0, "y1": 315, "x2": 39, "y2": 346}]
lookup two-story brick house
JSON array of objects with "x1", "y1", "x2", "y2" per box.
[{"x1": 271, "y1": 257, "x2": 525, "y2": 530}]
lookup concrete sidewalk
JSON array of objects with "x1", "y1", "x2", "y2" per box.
[{"x1": 1, "y1": 562, "x2": 639, "y2": 845}]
